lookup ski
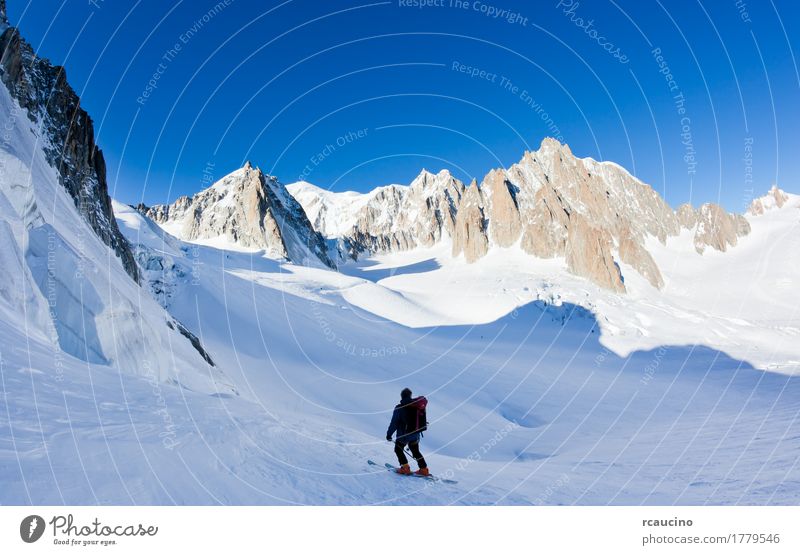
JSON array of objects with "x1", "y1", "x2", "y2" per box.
[{"x1": 367, "y1": 460, "x2": 458, "y2": 484}]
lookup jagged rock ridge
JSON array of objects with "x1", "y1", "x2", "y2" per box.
[
  {"x1": 682, "y1": 203, "x2": 750, "y2": 254},
  {"x1": 0, "y1": 1, "x2": 138, "y2": 281},
  {"x1": 145, "y1": 162, "x2": 334, "y2": 268},
  {"x1": 291, "y1": 138, "x2": 752, "y2": 292},
  {"x1": 288, "y1": 168, "x2": 466, "y2": 261}
]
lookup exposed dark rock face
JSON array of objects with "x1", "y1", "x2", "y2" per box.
[
  {"x1": 146, "y1": 162, "x2": 335, "y2": 269},
  {"x1": 0, "y1": 3, "x2": 139, "y2": 282},
  {"x1": 167, "y1": 319, "x2": 216, "y2": 367}
]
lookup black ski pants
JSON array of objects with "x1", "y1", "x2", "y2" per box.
[{"x1": 395, "y1": 440, "x2": 427, "y2": 469}]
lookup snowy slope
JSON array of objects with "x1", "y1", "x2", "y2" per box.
[
  {"x1": 4, "y1": 78, "x2": 798, "y2": 503},
  {"x1": 7, "y1": 199, "x2": 798, "y2": 505},
  {"x1": 2, "y1": 191, "x2": 798, "y2": 504},
  {"x1": 233, "y1": 190, "x2": 800, "y2": 375},
  {"x1": 0, "y1": 63, "x2": 232, "y2": 394}
]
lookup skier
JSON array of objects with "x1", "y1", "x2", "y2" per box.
[{"x1": 386, "y1": 388, "x2": 429, "y2": 476}]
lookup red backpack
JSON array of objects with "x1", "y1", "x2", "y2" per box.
[{"x1": 405, "y1": 396, "x2": 428, "y2": 434}]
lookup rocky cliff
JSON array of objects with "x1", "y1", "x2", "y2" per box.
[
  {"x1": 288, "y1": 168, "x2": 466, "y2": 260},
  {"x1": 681, "y1": 202, "x2": 751, "y2": 254},
  {"x1": 146, "y1": 162, "x2": 334, "y2": 268},
  {"x1": 452, "y1": 179, "x2": 489, "y2": 263},
  {"x1": 292, "y1": 138, "x2": 752, "y2": 292},
  {"x1": 0, "y1": 1, "x2": 138, "y2": 282}
]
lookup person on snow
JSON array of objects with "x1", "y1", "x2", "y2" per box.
[{"x1": 386, "y1": 387, "x2": 429, "y2": 476}]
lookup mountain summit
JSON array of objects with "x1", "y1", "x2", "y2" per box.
[{"x1": 145, "y1": 163, "x2": 334, "y2": 268}]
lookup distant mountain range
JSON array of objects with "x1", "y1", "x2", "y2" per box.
[{"x1": 144, "y1": 137, "x2": 754, "y2": 293}]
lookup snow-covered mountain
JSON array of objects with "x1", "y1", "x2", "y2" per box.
[
  {"x1": 145, "y1": 138, "x2": 752, "y2": 295},
  {"x1": 0, "y1": 3, "x2": 230, "y2": 392},
  {"x1": 0, "y1": 3, "x2": 138, "y2": 282},
  {"x1": 144, "y1": 162, "x2": 334, "y2": 268},
  {"x1": 287, "y1": 181, "x2": 398, "y2": 239},
  {"x1": 290, "y1": 138, "x2": 751, "y2": 292},
  {"x1": 288, "y1": 168, "x2": 465, "y2": 260},
  {"x1": 2, "y1": 0, "x2": 799, "y2": 506},
  {"x1": 95, "y1": 183, "x2": 800, "y2": 505}
]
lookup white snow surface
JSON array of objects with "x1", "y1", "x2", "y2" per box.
[{"x1": 4, "y1": 180, "x2": 800, "y2": 504}]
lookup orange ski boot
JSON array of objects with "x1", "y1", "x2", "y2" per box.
[
  {"x1": 414, "y1": 467, "x2": 430, "y2": 477},
  {"x1": 396, "y1": 464, "x2": 412, "y2": 475}
]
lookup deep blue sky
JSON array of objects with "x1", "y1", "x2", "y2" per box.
[{"x1": 7, "y1": 0, "x2": 799, "y2": 211}]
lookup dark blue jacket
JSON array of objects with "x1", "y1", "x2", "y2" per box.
[{"x1": 386, "y1": 401, "x2": 421, "y2": 443}]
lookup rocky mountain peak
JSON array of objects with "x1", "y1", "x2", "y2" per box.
[
  {"x1": 748, "y1": 185, "x2": 789, "y2": 216},
  {"x1": 675, "y1": 201, "x2": 751, "y2": 254},
  {"x1": 689, "y1": 203, "x2": 750, "y2": 254},
  {"x1": 412, "y1": 168, "x2": 435, "y2": 181},
  {"x1": 539, "y1": 136, "x2": 572, "y2": 155},
  {"x1": 291, "y1": 167, "x2": 468, "y2": 260},
  {"x1": 452, "y1": 178, "x2": 488, "y2": 263},
  {"x1": 146, "y1": 163, "x2": 334, "y2": 268},
  {"x1": 407, "y1": 168, "x2": 461, "y2": 199},
  {"x1": 676, "y1": 203, "x2": 697, "y2": 228}
]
